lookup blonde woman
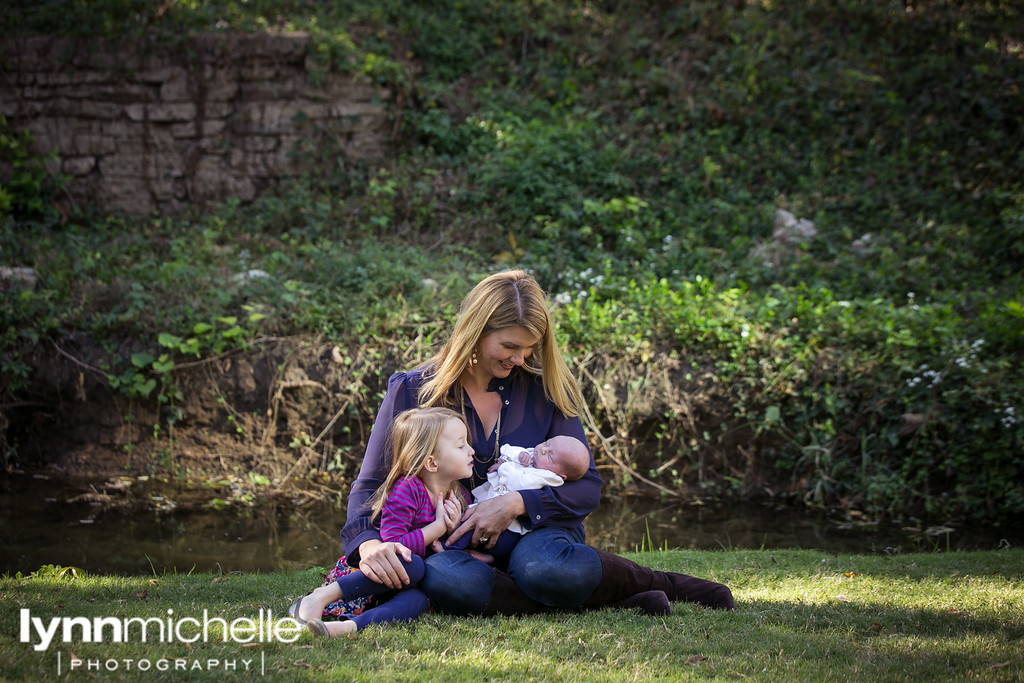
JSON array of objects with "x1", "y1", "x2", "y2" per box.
[{"x1": 340, "y1": 270, "x2": 734, "y2": 616}]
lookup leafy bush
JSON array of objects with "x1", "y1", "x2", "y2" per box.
[{"x1": 1, "y1": 1, "x2": 1022, "y2": 522}]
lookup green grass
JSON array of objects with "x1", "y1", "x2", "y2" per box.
[{"x1": 3, "y1": 549, "x2": 1022, "y2": 681}]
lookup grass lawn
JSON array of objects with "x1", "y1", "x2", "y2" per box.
[{"x1": 3, "y1": 549, "x2": 1021, "y2": 681}]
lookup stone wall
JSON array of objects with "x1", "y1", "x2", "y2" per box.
[{"x1": 0, "y1": 32, "x2": 390, "y2": 216}]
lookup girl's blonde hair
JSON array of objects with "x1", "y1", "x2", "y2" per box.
[
  {"x1": 368, "y1": 407, "x2": 469, "y2": 522},
  {"x1": 418, "y1": 270, "x2": 584, "y2": 417}
]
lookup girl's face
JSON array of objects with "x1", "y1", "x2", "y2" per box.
[
  {"x1": 432, "y1": 418, "x2": 475, "y2": 481},
  {"x1": 476, "y1": 326, "x2": 540, "y2": 380}
]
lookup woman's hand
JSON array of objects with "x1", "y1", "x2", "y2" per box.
[
  {"x1": 447, "y1": 492, "x2": 524, "y2": 550},
  {"x1": 356, "y1": 539, "x2": 413, "y2": 589}
]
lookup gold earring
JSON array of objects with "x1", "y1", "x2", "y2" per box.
[{"x1": 471, "y1": 349, "x2": 478, "y2": 365}]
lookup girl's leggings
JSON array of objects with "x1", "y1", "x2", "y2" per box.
[{"x1": 334, "y1": 554, "x2": 429, "y2": 630}]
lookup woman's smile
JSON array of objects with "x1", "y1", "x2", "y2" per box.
[{"x1": 476, "y1": 326, "x2": 538, "y2": 378}]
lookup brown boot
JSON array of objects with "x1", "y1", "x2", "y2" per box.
[
  {"x1": 481, "y1": 569, "x2": 551, "y2": 617},
  {"x1": 603, "y1": 590, "x2": 672, "y2": 616},
  {"x1": 584, "y1": 548, "x2": 735, "y2": 610}
]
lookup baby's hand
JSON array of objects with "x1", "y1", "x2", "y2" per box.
[{"x1": 515, "y1": 450, "x2": 532, "y2": 467}]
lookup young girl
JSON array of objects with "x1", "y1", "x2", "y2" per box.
[{"x1": 287, "y1": 407, "x2": 474, "y2": 637}]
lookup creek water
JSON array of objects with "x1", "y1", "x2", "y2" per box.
[{"x1": 2, "y1": 470, "x2": 1019, "y2": 576}]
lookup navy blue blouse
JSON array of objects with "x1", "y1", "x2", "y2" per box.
[{"x1": 340, "y1": 365, "x2": 603, "y2": 563}]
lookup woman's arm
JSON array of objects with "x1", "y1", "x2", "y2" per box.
[{"x1": 340, "y1": 371, "x2": 418, "y2": 564}]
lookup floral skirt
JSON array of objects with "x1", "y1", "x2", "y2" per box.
[{"x1": 320, "y1": 555, "x2": 372, "y2": 619}]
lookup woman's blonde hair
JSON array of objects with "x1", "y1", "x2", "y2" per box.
[
  {"x1": 368, "y1": 407, "x2": 469, "y2": 522},
  {"x1": 418, "y1": 270, "x2": 583, "y2": 417}
]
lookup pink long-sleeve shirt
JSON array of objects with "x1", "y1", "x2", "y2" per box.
[{"x1": 380, "y1": 475, "x2": 471, "y2": 558}]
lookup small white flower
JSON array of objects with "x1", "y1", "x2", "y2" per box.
[
  {"x1": 554, "y1": 292, "x2": 572, "y2": 306},
  {"x1": 1001, "y1": 406, "x2": 1017, "y2": 428}
]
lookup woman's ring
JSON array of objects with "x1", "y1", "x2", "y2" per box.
[{"x1": 480, "y1": 537, "x2": 489, "y2": 544}]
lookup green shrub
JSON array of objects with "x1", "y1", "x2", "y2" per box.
[{"x1": 1, "y1": 1, "x2": 1021, "y2": 522}]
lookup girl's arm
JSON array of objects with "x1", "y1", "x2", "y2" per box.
[{"x1": 379, "y1": 477, "x2": 448, "y2": 558}]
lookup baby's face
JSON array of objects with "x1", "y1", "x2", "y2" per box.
[{"x1": 532, "y1": 436, "x2": 583, "y2": 480}]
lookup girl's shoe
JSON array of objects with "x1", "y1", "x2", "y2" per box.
[
  {"x1": 287, "y1": 596, "x2": 310, "y2": 624},
  {"x1": 307, "y1": 619, "x2": 330, "y2": 638}
]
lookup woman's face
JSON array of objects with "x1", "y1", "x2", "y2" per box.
[{"x1": 476, "y1": 326, "x2": 540, "y2": 380}]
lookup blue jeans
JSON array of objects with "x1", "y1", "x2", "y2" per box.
[{"x1": 422, "y1": 526, "x2": 603, "y2": 615}]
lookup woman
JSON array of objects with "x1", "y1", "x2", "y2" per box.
[{"x1": 339, "y1": 270, "x2": 734, "y2": 616}]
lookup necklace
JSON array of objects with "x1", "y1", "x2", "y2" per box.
[{"x1": 458, "y1": 384, "x2": 501, "y2": 466}]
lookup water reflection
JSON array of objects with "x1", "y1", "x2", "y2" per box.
[{"x1": 2, "y1": 472, "x2": 1019, "y2": 576}]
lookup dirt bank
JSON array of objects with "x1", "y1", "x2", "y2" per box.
[
  {"x1": 3, "y1": 334, "x2": 776, "y2": 502},
  {"x1": 5, "y1": 336, "x2": 381, "y2": 482}
]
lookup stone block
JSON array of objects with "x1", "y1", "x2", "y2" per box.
[
  {"x1": 23, "y1": 83, "x2": 151, "y2": 101},
  {"x1": 35, "y1": 70, "x2": 115, "y2": 87},
  {"x1": 0, "y1": 101, "x2": 43, "y2": 118},
  {"x1": 100, "y1": 154, "x2": 144, "y2": 176},
  {"x1": 136, "y1": 66, "x2": 184, "y2": 84},
  {"x1": 160, "y1": 66, "x2": 240, "y2": 103},
  {"x1": 1, "y1": 37, "x2": 69, "y2": 71},
  {"x1": 172, "y1": 119, "x2": 227, "y2": 138},
  {"x1": 190, "y1": 32, "x2": 309, "y2": 65},
  {"x1": 62, "y1": 156, "x2": 97, "y2": 176},
  {"x1": 203, "y1": 102, "x2": 235, "y2": 119},
  {"x1": 198, "y1": 135, "x2": 232, "y2": 155},
  {"x1": 102, "y1": 174, "x2": 149, "y2": 198},
  {"x1": 125, "y1": 103, "x2": 197, "y2": 122},
  {"x1": 40, "y1": 98, "x2": 123, "y2": 119},
  {"x1": 148, "y1": 127, "x2": 183, "y2": 155},
  {"x1": 298, "y1": 75, "x2": 380, "y2": 102},
  {"x1": 105, "y1": 188, "x2": 155, "y2": 216},
  {"x1": 100, "y1": 120, "x2": 141, "y2": 141},
  {"x1": 194, "y1": 155, "x2": 255, "y2": 201},
  {"x1": 238, "y1": 79, "x2": 297, "y2": 100},
  {"x1": 238, "y1": 135, "x2": 280, "y2": 152},
  {"x1": 74, "y1": 41, "x2": 142, "y2": 71},
  {"x1": 238, "y1": 64, "x2": 285, "y2": 82},
  {"x1": 204, "y1": 69, "x2": 241, "y2": 102},
  {"x1": 155, "y1": 67, "x2": 192, "y2": 101},
  {"x1": 29, "y1": 119, "x2": 115, "y2": 157},
  {"x1": 68, "y1": 133, "x2": 118, "y2": 156},
  {"x1": 3, "y1": 72, "x2": 38, "y2": 87}
]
